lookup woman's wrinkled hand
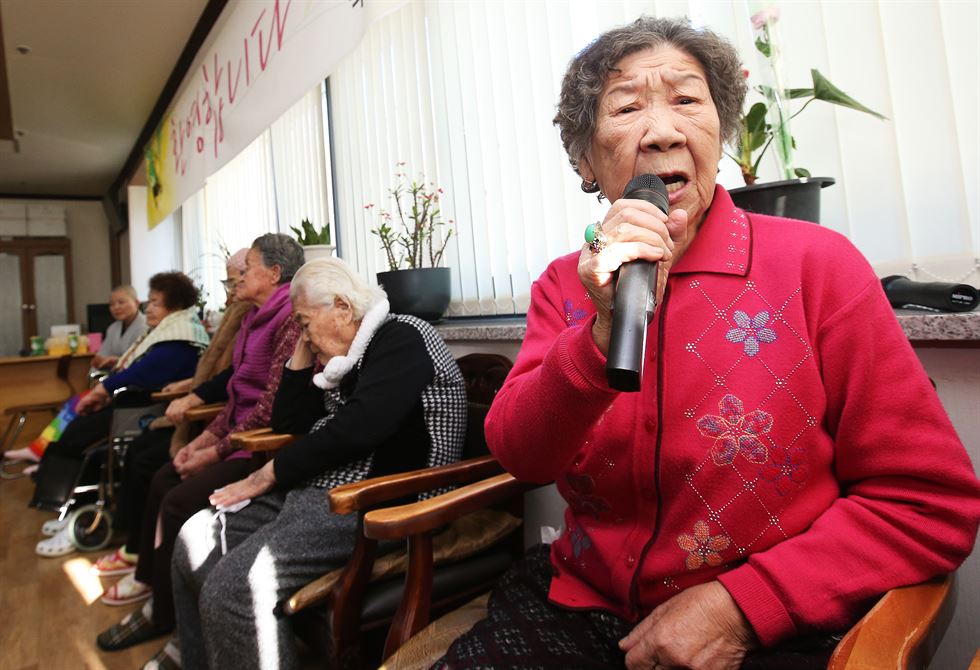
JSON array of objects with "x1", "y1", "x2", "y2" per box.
[
  {"x1": 161, "y1": 378, "x2": 194, "y2": 394},
  {"x1": 288, "y1": 331, "x2": 315, "y2": 370},
  {"x1": 619, "y1": 581, "x2": 755, "y2": 670},
  {"x1": 174, "y1": 445, "x2": 220, "y2": 479},
  {"x1": 578, "y1": 199, "x2": 689, "y2": 355},
  {"x1": 76, "y1": 384, "x2": 110, "y2": 415},
  {"x1": 209, "y1": 461, "x2": 276, "y2": 508},
  {"x1": 165, "y1": 392, "x2": 205, "y2": 424}
]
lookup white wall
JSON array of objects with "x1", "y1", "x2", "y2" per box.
[
  {"x1": 126, "y1": 185, "x2": 180, "y2": 299},
  {"x1": 0, "y1": 198, "x2": 112, "y2": 332},
  {"x1": 913, "y1": 346, "x2": 980, "y2": 670}
]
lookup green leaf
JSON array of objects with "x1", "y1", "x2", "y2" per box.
[
  {"x1": 745, "y1": 102, "x2": 768, "y2": 134},
  {"x1": 785, "y1": 87, "x2": 814, "y2": 100},
  {"x1": 810, "y1": 69, "x2": 887, "y2": 119},
  {"x1": 754, "y1": 36, "x2": 771, "y2": 58},
  {"x1": 794, "y1": 167, "x2": 811, "y2": 178}
]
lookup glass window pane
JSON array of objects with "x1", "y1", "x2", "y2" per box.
[
  {"x1": 0, "y1": 253, "x2": 24, "y2": 356},
  {"x1": 33, "y1": 253, "x2": 68, "y2": 339}
]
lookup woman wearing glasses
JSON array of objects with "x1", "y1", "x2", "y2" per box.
[{"x1": 94, "y1": 234, "x2": 304, "y2": 659}]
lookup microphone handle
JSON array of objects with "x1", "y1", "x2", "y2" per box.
[{"x1": 606, "y1": 261, "x2": 658, "y2": 392}]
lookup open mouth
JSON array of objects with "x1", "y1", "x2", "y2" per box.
[{"x1": 659, "y1": 173, "x2": 689, "y2": 193}]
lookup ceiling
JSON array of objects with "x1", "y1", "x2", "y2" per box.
[{"x1": 0, "y1": 0, "x2": 209, "y2": 197}]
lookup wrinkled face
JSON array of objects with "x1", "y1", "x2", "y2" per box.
[
  {"x1": 108, "y1": 290, "x2": 139, "y2": 322},
  {"x1": 292, "y1": 295, "x2": 356, "y2": 363},
  {"x1": 144, "y1": 289, "x2": 175, "y2": 328},
  {"x1": 239, "y1": 247, "x2": 281, "y2": 303},
  {"x1": 223, "y1": 266, "x2": 245, "y2": 304},
  {"x1": 578, "y1": 46, "x2": 722, "y2": 231}
]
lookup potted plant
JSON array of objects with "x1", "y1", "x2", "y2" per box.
[
  {"x1": 291, "y1": 217, "x2": 335, "y2": 261},
  {"x1": 727, "y1": 6, "x2": 886, "y2": 223},
  {"x1": 366, "y1": 165, "x2": 454, "y2": 321}
]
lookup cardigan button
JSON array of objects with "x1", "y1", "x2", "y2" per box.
[
  {"x1": 645, "y1": 418, "x2": 656, "y2": 432},
  {"x1": 625, "y1": 554, "x2": 636, "y2": 567}
]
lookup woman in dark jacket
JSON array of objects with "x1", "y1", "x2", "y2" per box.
[
  {"x1": 164, "y1": 257, "x2": 467, "y2": 670},
  {"x1": 35, "y1": 271, "x2": 209, "y2": 557}
]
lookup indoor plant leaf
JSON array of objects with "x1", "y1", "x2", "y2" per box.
[{"x1": 810, "y1": 69, "x2": 887, "y2": 119}]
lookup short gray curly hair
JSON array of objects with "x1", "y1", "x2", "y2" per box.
[
  {"x1": 252, "y1": 233, "x2": 306, "y2": 283},
  {"x1": 553, "y1": 16, "x2": 747, "y2": 190}
]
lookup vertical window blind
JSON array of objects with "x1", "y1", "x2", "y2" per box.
[
  {"x1": 327, "y1": 0, "x2": 978, "y2": 316},
  {"x1": 178, "y1": 85, "x2": 334, "y2": 310}
]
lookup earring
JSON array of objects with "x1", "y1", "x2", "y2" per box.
[{"x1": 580, "y1": 179, "x2": 599, "y2": 193}]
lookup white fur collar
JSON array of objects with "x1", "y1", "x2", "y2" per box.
[{"x1": 313, "y1": 299, "x2": 390, "y2": 390}]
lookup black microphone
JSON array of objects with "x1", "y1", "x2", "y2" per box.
[
  {"x1": 881, "y1": 276, "x2": 978, "y2": 313},
  {"x1": 606, "y1": 174, "x2": 669, "y2": 392}
]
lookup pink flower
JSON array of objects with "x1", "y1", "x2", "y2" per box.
[
  {"x1": 697, "y1": 394, "x2": 772, "y2": 466},
  {"x1": 363, "y1": 203, "x2": 375, "y2": 209},
  {"x1": 742, "y1": 69, "x2": 750, "y2": 79},
  {"x1": 677, "y1": 520, "x2": 730, "y2": 570},
  {"x1": 750, "y1": 6, "x2": 780, "y2": 30}
]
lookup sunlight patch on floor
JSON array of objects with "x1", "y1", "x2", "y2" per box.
[{"x1": 62, "y1": 556, "x2": 103, "y2": 604}]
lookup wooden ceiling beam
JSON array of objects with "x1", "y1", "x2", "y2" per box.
[{"x1": 0, "y1": 8, "x2": 15, "y2": 142}]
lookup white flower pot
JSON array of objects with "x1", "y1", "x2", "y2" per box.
[{"x1": 302, "y1": 244, "x2": 336, "y2": 262}]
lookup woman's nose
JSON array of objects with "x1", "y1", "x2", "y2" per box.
[{"x1": 639, "y1": 108, "x2": 685, "y2": 152}]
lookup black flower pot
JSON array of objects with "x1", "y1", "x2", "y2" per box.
[
  {"x1": 377, "y1": 267, "x2": 452, "y2": 322},
  {"x1": 728, "y1": 177, "x2": 835, "y2": 224}
]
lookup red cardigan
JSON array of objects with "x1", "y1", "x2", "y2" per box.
[{"x1": 486, "y1": 185, "x2": 980, "y2": 646}]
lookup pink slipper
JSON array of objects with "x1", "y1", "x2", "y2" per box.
[
  {"x1": 93, "y1": 548, "x2": 138, "y2": 577},
  {"x1": 101, "y1": 574, "x2": 151, "y2": 606}
]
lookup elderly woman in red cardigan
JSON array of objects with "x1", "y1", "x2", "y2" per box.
[
  {"x1": 436, "y1": 16, "x2": 980, "y2": 670},
  {"x1": 95, "y1": 233, "x2": 303, "y2": 664}
]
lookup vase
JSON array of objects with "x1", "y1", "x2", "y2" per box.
[
  {"x1": 301, "y1": 244, "x2": 336, "y2": 262},
  {"x1": 728, "y1": 177, "x2": 835, "y2": 224},
  {"x1": 377, "y1": 267, "x2": 452, "y2": 322}
]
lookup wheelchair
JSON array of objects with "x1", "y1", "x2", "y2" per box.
[{"x1": 35, "y1": 387, "x2": 167, "y2": 552}]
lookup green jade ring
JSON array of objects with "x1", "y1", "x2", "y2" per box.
[{"x1": 584, "y1": 222, "x2": 600, "y2": 244}]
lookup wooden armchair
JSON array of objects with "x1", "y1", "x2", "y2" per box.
[
  {"x1": 227, "y1": 353, "x2": 519, "y2": 668},
  {"x1": 378, "y1": 476, "x2": 958, "y2": 670}
]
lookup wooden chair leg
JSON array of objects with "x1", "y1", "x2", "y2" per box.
[
  {"x1": 330, "y1": 519, "x2": 378, "y2": 670},
  {"x1": 383, "y1": 532, "x2": 434, "y2": 660}
]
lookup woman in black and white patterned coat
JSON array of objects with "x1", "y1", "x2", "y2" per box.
[{"x1": 167, "y1": 257, "x2": 466, "y2": 670}]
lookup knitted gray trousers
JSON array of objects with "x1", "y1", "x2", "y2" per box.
[{"x1": 171, "y1": 486, "x2": 359, "y2": 670}]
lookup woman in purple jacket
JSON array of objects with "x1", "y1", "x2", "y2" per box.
[{"x1": 95, "y1": 233, "x2": 303, "y2": 660}]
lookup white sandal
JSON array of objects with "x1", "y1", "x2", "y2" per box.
[
  {"x1": 41, "y1": 517, "x2": 69, "y2": 537},
  {"x1": 36, "y1": 526, "x2": 76, "y2": 557}
]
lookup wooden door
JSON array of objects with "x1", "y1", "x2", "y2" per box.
[{"x1": 0, "y1": 238, "x2": 73, "y2": 356}]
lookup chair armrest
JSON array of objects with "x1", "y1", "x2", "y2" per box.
[
  {"x1": 328, "y1": 455, "x2": 505, "y2": 515},
  {"x1": 184, "y1": 403, "x2": 226, "y2": 423},
  {"x1": 229, "y1": 429, "x2": 297, "y2": 453},
  {"x1": 151, "y1": 389, "x2": 187, "y2": 402},
  {"x1": 829, "y1": 574, "x2": 955, "y2": 670},
  {"x1": 363, "y1": 472, "x2": 528, "y2": 540}
]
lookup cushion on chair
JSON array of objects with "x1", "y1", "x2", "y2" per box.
[
  {"x1": 379, "y1": 593, "x2": 490, "y2": 670},
  {"x1": 285, "y1": 508, "x2": 520, "y2": 615}
]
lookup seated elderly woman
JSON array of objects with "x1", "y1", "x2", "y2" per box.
[
  {"x1": 92, "y1": 284, "x2": 148, "y2": 370},
  {"x1": 35, "y1": 271, "x2": 209, "y2": 557},
  {"x1": 94, "y1": 235, "x2": 305, "y2": 664},
  {"x1": 88, "y1": 248, "x2": 251, "y2": 583},
  {"x1": 1, "y1": 284, "x2": 148, "y2": 467},
  {"x1": 434, "y1": 16, "x2": 980, "y2": 670},
  {"x1": 168, "y1": 257, "x2": 466, "y2": 670}
]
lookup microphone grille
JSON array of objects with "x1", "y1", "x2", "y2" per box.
[{"x1": 623, "y1": 173, "x2": 669, "y2": 213}]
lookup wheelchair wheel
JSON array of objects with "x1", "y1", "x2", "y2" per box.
[{"x1": 68, "y1": 504, "x2": 113, "y2": 552}]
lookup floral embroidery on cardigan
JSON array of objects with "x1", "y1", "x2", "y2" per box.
[
  {"x1": 565, "y1": 472, "x2": 612, "y2": 520},
  {"x1": 677, "y1": 520, "x2": 730, "y2": 570},
  {"x1": 569, "y1": 525, "x2": 592, "y2": 560},
  {"x1": 563, "y1": 299, "x2": 588, "y2": 327},
  {"x1": 759, "y1": 445, "x2": 808, "y2": 495},
  {"x1": 697, "y1": 394, "x2": 772, "y2": 466},
  {"x1": 725, "y1": 310, "x2": 776, "y2": 357}
]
